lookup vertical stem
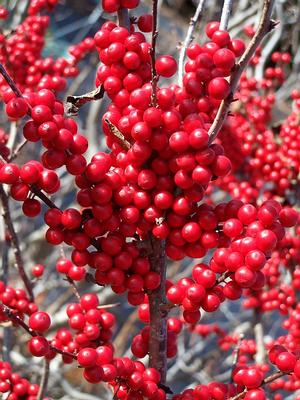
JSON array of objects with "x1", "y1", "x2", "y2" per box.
[
  {"x1": 37, "y1": 359, "x2": 50, "y2": 400},
  {"x1": 0, "y1": 185, "x2": 34, "y2": 302},
  {"x1": 148, "y1": 237, "x2": 168, "y2": 384},
  {"x1": 150, "y1": 0, "x2": 158, "y2": 106},
  {"x1": 219, "y1": 0, "x2": 234, "y2": 31},
  {"x1": 117, "y1": 8, "x2": 130, "y2": 30},
  {"x1": 178, "y1": 0, "x2": 206, "y2": 86},
  {"x1": 1, "y1": 232, "x2": 11, "y2": 363},
  {"x1": 254, "y1": 309, "x2": 266, "y2": 364}
]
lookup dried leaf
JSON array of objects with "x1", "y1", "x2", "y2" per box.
[{"x1": 65, "y1": 85, "x2": 104, "y2": 116}]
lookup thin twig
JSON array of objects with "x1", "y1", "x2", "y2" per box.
[
  {"x1": 254, "y1": 310, "x2": 266, "y2": 364},
  {"x1": 36, "y1": 359, "x2": 50, "y2": 400},
  {"x1": 104, "y1": 118, "x2": 131, "y2": 150},
  {"x1": 98, "y1": 302, "x2": 120, "y2": 309},
  {"x1": 0, "y1": 303, "x2": 76, "y2": 359},
  {"x1": 230, "y1": 370, "x2": 287, "y2": 400},
  {"x1": 208, "y1": 0, "x2": 275, "y2": 144},
  {"x1": 148, "y1": 236, "x2": 168, "y2": 384},
  {"x1": 219, "y1": 0, "x2": 234, "y2": 31},
  {"x1": 150, "y1": 0, "x2": 159, "y2": 106},
  {"x1": 231, "y1": 333, "x2": 244, "y2": 382},
  {"x1": 0, "y1": 185, "x2": 34, "y2": 302},
  {"x1": 0, "y1": 63, "x2": 24, "y2": 98},
  {"x1": 178, "y1": 0, "x2": 206, "y2": 86},
  {"x1": 65, "y1": 277, "x2": 81, "y2": 301},
  {"x1": 117, "y1": 8, "x2": 130, "y2": 30}
]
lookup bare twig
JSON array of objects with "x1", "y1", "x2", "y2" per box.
[
  {"x1": 231, "y1": 333, "x2": 244, "y2": 382},
  {"x1": 104, "y1": 118, "x2": 131, "y2": 150},
  {"x1": 0, "y1": 303, "x2": 76, "y2": 359},
  {"x1": 150, "y1": 0, "x2": 159, "y2": 106},
  {"x1": 208, "y1": 0, "x2": 275, "y2": 143},
  {"x1": 98, "y1": 302, "x2": 120, "y2": 309},
  {"x1": 0, "y1": 63, "x2": 24, "y2": 98},
  {"x1": 148, "y1": 237, "x2": 168, "y2": 384},
  {"x1": 178, "y1": 0, "x2": 206, "y2": 86},
  {"x1": 255, "y1": 1, "x2": 283, "y2": 80},
  {"x1": 230, "y1": 370, "x2": 287, "y2": 400},
  {"x1": 117, "y1": 8, "x2": 130, "y2": 30},
  {"x1": 0, "y1": 185, "x2": 34, "y2": 302},
  {"x1": 37, "y1": 359, "x2": 50, "y2": 400},
  {"x1": 65, "y1": 276, "x2": 81, "y2": 301},
  {"x1": 254, "y1": 310, "x2": 266, "y2": 364},
  {"x1": 220, "y1": 0, "x2": 234, "y2": 31}
]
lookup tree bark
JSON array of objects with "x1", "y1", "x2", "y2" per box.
[{"x1": 148, "y1": 236, "x2": 168, "y2": 384}]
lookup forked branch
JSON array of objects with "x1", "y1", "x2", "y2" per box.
[{"x1": 208, "y1": 0, "x2": 275, "y2": 143}]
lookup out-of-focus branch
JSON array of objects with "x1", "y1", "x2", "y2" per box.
[
  {"x1": 65, "y1": 276, "x2": 81, "y2": 301},
  {"x1": 178, "y1": 0, "x2": 206, "y2": 86},
  {"x1": 117, "y1": 8, "x2": 130, "y2": 30},
  {"x1": 0, "y1": 185, "x2": 34, "y2": 302},
  {"x1": 231, "y1": 333, "x2": 244, "y2": 382},
  {"x1": 37, "y1": 359, "x2": 50, "y2": 400},
  {"x1": 254, "y1": 310, "x2": 266, "y2": 364},
  {"x1": 208, "y1": 0, "x2": 275, "y2": 144},
  {"x1": 220, "y1": 0, "x2": 234, "y2": 30},
  {"x1": 255, "y1": 1, "x2": 283, "y2": 80},
  {"x1": 8, "y1": 139, "x2": 28, "y2": 162}
]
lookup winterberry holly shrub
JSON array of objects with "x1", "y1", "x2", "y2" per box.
[{"x1": 0, "y1": 0, "x2": 300, "y2": 399}]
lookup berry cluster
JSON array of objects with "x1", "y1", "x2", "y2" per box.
[
  {"x1": 0, "y1": 360, "x2": 49, "y2": 399},
  {"x1": 0, "y1": 280, "x2": 37, "y2": 321}
]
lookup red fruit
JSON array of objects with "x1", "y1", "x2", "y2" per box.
[
  {"x1": 29, "y1": 311, "x2": 51, "y2": 332},
  {"x1": 28, "y1": 336, "x2": 49, "y2": 357},
  {"x1": 155, "y1": 55, "x2": 177, "y2": 78},
  {"x1": 31, "y1": 264, "x2": 45, "y2": 278},
  {"x1": 77, "y1": 348, "x2": 98, "y2": 367},
  {"x1": 242, "y1": 367, "x2": 264, "y2": 389},
  {"x1": 279, "y1": 207, "x2": 298, "y2": 227},
  {"x1": 138, "y1": 14, "x2": 153, "y2": 32},
  {"x1": 208, "y1": 77, "x2": 230, "y2": 100},
  {"x1": 6, "y1": 98, "x2": 28, "y2": 119},
  {"x1": 275, "y1": 352, "x2": 297, "y2": 372}
]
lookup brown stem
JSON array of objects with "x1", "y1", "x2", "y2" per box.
[
  {"x1": 0, "y1": 185, "x2": 34, "y2": 302},
  {"x1": 104, "y1": 118, "x2": 131, "y2": 150},
  {"x1": 117, "y1": 8, "x2": 130, "y2": 30},
  {"x1": 254, "y1": 309, "x2": 266, "y2": 364},
  {"x1": 8, "y1": 139, "x2": 28, "y2": 162},
  {"x1": 208, "y1": 0, "x2": 275, "y2": 143},
  {"x1": 0, "y1": 63, "x2": 32, "y2": 115},
  {"x1": 230, "y1": 371, "x2": 287, "y2": 400},
  {"x1": 148, "y1": 236, "x2": 168, "y2": 384},
  {"x1": 0, "y1": 303, "x2": 76, "y2": 359},
  {"x1": 150, "y1": 0, "x2": 158, "y2": 106},
  {"x1": 231, "y1": 333, "x2": 244, "y2": 382},
  {"x1": 0, "y1": 63, "x2": 24, "y2": 98},
  {"x1": 65, "y1": 276, "x2": 81, "y2": 301},
  {"x1": 36, "y1": 359, "x2": 50, "y2": 400}
]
